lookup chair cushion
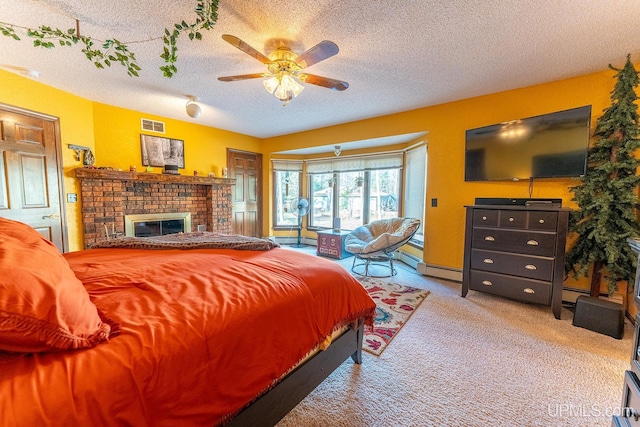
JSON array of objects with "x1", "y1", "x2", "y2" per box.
[{"x1": 345, "y1": 218, "x2": 420, "y2": 255}]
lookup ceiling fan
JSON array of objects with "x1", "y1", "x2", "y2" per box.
[{"x1": 217, "y1": 34, "x2": 349, "y2": 105}]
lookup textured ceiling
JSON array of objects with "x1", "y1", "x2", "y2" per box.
[{"x1": 2, "y1": 0, "x2": 640, "y2": 143}]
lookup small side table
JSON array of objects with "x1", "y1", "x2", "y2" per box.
[{"x1": 317, "y1": 230, "x2": 351, "y2": 259}]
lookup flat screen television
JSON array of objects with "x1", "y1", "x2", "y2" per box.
[{"x1": 464, "y1": 105, "x2": 592, "y2": 181}]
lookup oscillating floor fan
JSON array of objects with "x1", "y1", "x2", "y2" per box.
[{"x1": 291, "y1": 198, "x2": 309, "y2": 247}]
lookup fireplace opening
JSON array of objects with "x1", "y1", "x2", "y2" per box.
[{"x1": 125, "y1": 213, "x2": 192, "y2": 237}]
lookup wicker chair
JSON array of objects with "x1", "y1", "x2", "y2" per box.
[{"x1": 345, "y1": 217, "x2": 421, "y2": 277}]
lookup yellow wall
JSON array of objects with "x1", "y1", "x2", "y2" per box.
[
  {"x1": 1, "y1": 69, "x2": 95, "y2": 250},
  {"x1": 91, "y1": 103, "x2": 261, "y2": 175},
  {"x1": 262, "y1": 67, "x2": 615, "y2": 278},
  {"x1": 0, "y1": 69, "x2": 261, "y2": 251},
  {"x1": 0, "y1": 64, "x2": 622, "y2": 288}
]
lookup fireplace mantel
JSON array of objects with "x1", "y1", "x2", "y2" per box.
[
  {"x1": 75, "y1": 167, "x2": 236, "y2": 185},
  {"x1": 75, "y1": 167, "x2": 235, "y2": 248}
]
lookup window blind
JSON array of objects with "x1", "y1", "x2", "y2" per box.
[
  {"x1": 404, "y1": 144, "x2": 427, "y2": 232},
  {"x1": 271, "y1": 159, "x2": 303, "y2": 171},
  {"x1": 305, "y1": 153, "x2": 403, "y2": 174}
]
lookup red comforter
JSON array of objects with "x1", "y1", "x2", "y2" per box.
[{"x1": 0, "y1": 247, "x2": 376, "y2": 426}]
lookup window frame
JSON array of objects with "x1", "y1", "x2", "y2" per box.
[
  {"x1": 272, "y1": 160, "x2": 304, "y2": 230},
  {"x1": 307, "y1": 164, "x2": 403, "y2": 232}
]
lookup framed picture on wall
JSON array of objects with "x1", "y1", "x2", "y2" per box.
[{"x1": 140, "y1": 134, "x2": 185, "y2": 168}]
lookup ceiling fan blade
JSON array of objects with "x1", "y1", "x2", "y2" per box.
[
  {"x1": 295, "y1": 41, "x2": 339, "y2": 68},
  {"x1": 301, "y1": 74, "x2": 349, "y2": 91},
  {"x1": 218, "y1": 73, "x2": 267, "y2": 82},
  {"x1": 221, "y1": 34, "x2": 271, "y2": 64}
]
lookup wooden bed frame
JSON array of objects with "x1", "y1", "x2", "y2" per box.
[{"x1": 228, "y1": 319, "x2": 365, "y2": 426}]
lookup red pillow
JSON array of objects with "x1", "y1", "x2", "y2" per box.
[{"x1": 0, "y1": 217, "x2": 112, "y2": 353}]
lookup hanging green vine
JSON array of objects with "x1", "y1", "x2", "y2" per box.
[{"x1": 0, "y1": 0, "x2": 219, "y2": 78}]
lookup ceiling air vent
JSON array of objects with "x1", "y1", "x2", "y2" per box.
[{"x1": 141, "y1": 119, "x2": 165, "y2": 133}]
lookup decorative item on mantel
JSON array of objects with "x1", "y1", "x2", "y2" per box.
[
  {"x1": 163, "y1": 165, "x2": 180, "y2": 175},
  {"x1": 68, "y1": 144, "x2": 93, "y2": 164},
  {"x1": 83, "y1": 149, "x2": 95, "y2": 168},
  {"x1": 141, "y1": 134, "x2": 185, "y2": 169}
]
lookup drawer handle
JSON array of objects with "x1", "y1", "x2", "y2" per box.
[
  {"x1": 539, "y1": 219, "x2": 545, "y2": 224},
  {"x1": 526, "y1": 240, "x2": 539, "y2": 246},
  {"x1": 484, "y1": 236, "x2": 495, "y2": 241},
  {"x1": 525, "y1": 264, "x2": 537, "y2": 270},
  {"x1": 509, "y1": 217, "x2": 514, "y2": 222},
  {"x1": 524, "y1": 288, "x2": 535, "y2": 294},
  {"x1": 482, "y1": 216, "x2": 487, "y2": 220},
  {"x1": 483, "y1": 258, "x2": 494, "y2": 264},
  {"x1": 481, "y1": 280, "x2": 493, "y2": 286}
]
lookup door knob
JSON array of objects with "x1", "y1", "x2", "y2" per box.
[{"x1": 42, "y1": 213, "x2": 60, "y2": 219}]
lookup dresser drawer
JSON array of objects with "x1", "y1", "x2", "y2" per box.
[
  {"x1": 528, "y1": 211, "x2": 558, "y2": 231},
  {"x1": 632, "y1": 315, "x2": 640, "y2": 379},
  {"x1": 473, "y1": 209, "x2": 499, "y2": 227},
  {"x1": 469, "y1": 270, "x2": 551, "y2": 304},
  {"x1": 470, "y1": 249, "x2": 554, "y2": 281},
  {"x1": 617, "y1": 371, "x2": 640, "y2": 426},
  {"x1": 498, "y1": 210, "x2": 527, "y2": 228},
  {"x1": 472, "y1": 228, "x2": 557, "y2": 257}
]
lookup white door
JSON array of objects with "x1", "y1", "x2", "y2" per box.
[{"x1": 0, "y1": 106, "x2": 66, "y2": 252}]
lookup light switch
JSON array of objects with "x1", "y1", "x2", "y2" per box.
[{"x1": 67, "y1": 193, "x2": 77, "y2": 203}]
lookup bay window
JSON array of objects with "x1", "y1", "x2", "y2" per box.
[{"x1": 306, "y1": 153, "x2": 403, "y2": 231}]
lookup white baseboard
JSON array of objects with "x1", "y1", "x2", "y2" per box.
[
  {"x1": 396, "y1": 250, "x2": 421, "y2": 269},
  {"x1": 420, "y1": 263, "x2": 463, "y2": 282}
]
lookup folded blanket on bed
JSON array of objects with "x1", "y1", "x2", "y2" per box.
[{"x1": 89, "y1": 232, "x2": 280, "y2": 251}]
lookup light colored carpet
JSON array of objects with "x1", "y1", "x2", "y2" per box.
[{"x1": 277, "y1": 246, "x2": 633, "y2": 427}]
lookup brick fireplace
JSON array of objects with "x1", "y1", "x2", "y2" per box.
[{"x1": 75, "y1": 168, "x2": 234, "y2": 248}]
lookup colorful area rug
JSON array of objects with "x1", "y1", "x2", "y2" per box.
[{"x1": 356, "y1": 277, "x2": 429, "y2": 355}]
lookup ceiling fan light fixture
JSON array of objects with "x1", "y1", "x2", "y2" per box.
[
  {"x1": 281, "y1": 74, "x2": 304, "y2": 97},
  {"x1": 185, "y1": 95, "x2": 201, "y2": 119},
  {"x1": 263, "y1": 76, "x2": 280, "y2": 94},
  {"x1": 263, "y1": 73, "x2": 304, "y2": 105},
  {"x1": 219, "y1": 35, "x2": 348, "y2": 105}
]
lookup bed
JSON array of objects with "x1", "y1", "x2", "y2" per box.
[{"x1": 0, "y1": 217, "x2": 376, "y2": 426}]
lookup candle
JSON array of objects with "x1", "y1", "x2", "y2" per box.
[
  {"x1": 104, "y1": 224, "x2": 109, "y2": 239},
  {"x1": 112, "y1": 224, "x2": 115, "y2": 237}
]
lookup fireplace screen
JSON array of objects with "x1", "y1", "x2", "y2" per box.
[{"x1": 125, "y1": 213, "x2": 191, "y2": 237}]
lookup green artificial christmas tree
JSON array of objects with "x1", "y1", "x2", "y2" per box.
[{"x1": 565, "y1": 55, "x2": 640, "y2": 297}]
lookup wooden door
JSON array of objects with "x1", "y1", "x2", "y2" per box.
[
  {"x1": 0, "y1": 106, "x2": 66, "y2": 252},
  {"x1": 228, "y1": 149, "x2": 262, "y2": 237}
]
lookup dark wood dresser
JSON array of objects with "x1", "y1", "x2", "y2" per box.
[
  {"x1": 461, "y1": 205, "x2": 571, "y2": 319},
  {"x1": 612, "y1": 239, "x2": 640, "y2": 425}
]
